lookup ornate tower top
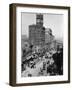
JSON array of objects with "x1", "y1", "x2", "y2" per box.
[{"x1": 36, "y1": 14, "x2": 43, "y2": 26}]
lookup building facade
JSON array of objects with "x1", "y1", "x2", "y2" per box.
[
  {"x1": 29, "y1": 14, "x2": 45, "y2": 46},
  {"x1": 45, "y1": 28, "x2": 54, "y2": 44},
  {"x1": 29, "y1": 14, "x2": 55, "y2": 49}
]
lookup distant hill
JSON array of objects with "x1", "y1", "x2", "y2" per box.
[{"x1": 55, "y1": 37, "x2": 63, "y2": 43}]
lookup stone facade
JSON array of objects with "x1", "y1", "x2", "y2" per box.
[
  {"x1": 29, "y1": 14, "x2": 55, "y2": 48},
  {"x1": 29, "y1": 25, "x2": 45, "y2": 46},
  {"x1": 29, "y1": 14, "x2": 45, "y2": 46},
  {"x1": 45, "y1": 28, "x2": 54, "y2": 44}
]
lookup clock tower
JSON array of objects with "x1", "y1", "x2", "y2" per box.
[{"x1": 36, "y1": 14, "x2": 43, "y2": 26}]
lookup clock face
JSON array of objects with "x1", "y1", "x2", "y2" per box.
[
  {"x1": 37, "y1": 19, "x2": 43, "y2": 24},
  {"x1": 37, "y1": 19, "x2": 40, "y2": 23}
]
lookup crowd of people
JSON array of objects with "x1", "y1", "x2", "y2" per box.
[{"x1": 21, "y1": 44, "x2": 63, "y2": 77}]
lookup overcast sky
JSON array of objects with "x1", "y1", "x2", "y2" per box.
[{"x1": 21, "y1": 13, "x2": 64, "y2": 40}]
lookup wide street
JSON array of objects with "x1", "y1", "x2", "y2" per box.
[{"x1": 21, "y1": 56, "x2": 54, "y2": 77}]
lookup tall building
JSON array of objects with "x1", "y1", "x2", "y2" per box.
[
  {"x1": 29, "y1": 14, "x2": 45, "y2": 46},
  {"x1": 45, "y1": 28, "x2": 55, "y2": 50},
  {"x1": 45, "y1": 28, "x2": 54, "y2": 44},
  {"x1": 29, "y1": 14, "x2": 55, "y2": 48}
]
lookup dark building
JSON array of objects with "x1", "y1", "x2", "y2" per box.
[{"x1": 29, "y1": 14, "x2": 45, "y2": 46}]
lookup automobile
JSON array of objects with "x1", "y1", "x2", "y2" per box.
[{"x1": 29, "y1": 61, "x2": 36, "y2": 68}]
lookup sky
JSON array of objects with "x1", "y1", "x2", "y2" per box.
[{"x1": 21, "y1": 13, "x2": 64, "y2": 40}]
